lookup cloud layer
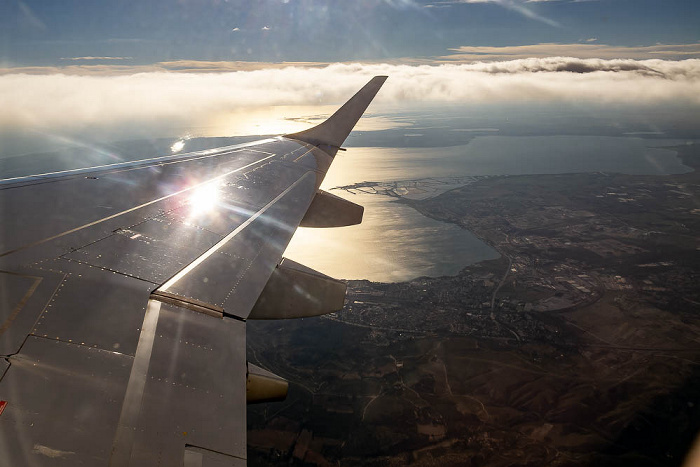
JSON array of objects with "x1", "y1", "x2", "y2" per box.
[
  {"x1": 1, "y1": 58, "x2": 699, "y2": 137},
  {"x1": 444, "y1": 43, "x2": 700, "y2": 61}
]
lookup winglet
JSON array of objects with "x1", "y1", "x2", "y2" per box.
[{"x1": 284, "y1": 75, "x2": 388, "y2": 149}]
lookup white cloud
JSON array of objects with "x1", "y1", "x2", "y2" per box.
[
  {"x1": 60, "y1": 57, "x2": 133, "y2": 61},
  {"x1": 443, "y1": 43, "x2": 700, "y2": 61},
  {"x1": 1, "y1": 59, "x2": 698, "y2": 138}
]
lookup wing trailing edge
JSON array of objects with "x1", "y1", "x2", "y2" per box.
[{"x1": 284, "y1": 75, "x2": 388, "y2": 150}]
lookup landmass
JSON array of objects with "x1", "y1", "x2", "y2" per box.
[{"x1": 247, "y1": 143, "x2": 700, "y2": 466}]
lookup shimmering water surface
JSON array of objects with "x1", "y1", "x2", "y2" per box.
[
  {"x1": 285, "y1": 192, "x2": 499, "y2": 282},
  {"x1": 284, "y1": 134, "x2": 692, "y2": 282}
]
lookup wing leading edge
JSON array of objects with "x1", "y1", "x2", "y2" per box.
[{"x1": 0, "y1": 76, "x2": 387, "y2": 466}]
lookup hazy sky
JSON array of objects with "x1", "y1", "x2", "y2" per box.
[
  {"x1": 1, "y1": 1, "x2": 699, "y2": 156},
  {"x1": 2, "y1": 0, "x2": 698, "y2": 66}
]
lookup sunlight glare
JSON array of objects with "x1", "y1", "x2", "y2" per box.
[
  {"x1": 189, "y1": 182, "x2": 220, "y2": 216},
  {"x1": 171, "y1": 139, "x2": 185, "y2": 153}
]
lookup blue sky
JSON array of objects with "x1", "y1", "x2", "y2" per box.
[{"x1": 2, "y1": 0, "x2": 699, "y2": 66}]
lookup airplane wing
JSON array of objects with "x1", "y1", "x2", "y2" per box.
[{"x1": 0, "y1": 76, "x2": 387, "y2": 466}]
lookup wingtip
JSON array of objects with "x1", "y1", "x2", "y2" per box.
[{"x1": 283, "y1": 75, "x2": 388, "y2": 149}]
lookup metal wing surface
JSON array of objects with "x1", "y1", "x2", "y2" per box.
[{"x1": 0, "y1": 76, "x2": 387, "y2": 466}]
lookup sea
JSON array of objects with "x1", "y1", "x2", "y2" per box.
[{"x1": 1, "y1": 103, "x2": 696, "y2": 282}]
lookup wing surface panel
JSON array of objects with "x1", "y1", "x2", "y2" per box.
[
  {"x1": 0, "y1": 145, "x2": 281, "y2": 265},
  {"x1": 63, "y1": 219, "x2": 223, "y2": 284},
  {"x1": 111, "y1": 300, "x2": 247, "y2": 466},
  {"x1": 0, "y1": 336, "x2": 133, "y2": 466},
  {"x1": 30, "y1": 259, "x2": 155, "y2": 355},
  {"x1": 0, "y1": 268, "x2": 64, "y2": 355},
  {"x1": 160, "y1": 171, "x2": 318, "y2": 318}
]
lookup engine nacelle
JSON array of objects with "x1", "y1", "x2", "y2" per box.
[
  {"x1": 246, "y1": 364, "x2": 288, "y2": 404},
  {"x1": 248, "y1": 258, "x2": 346, "y2": 320}
]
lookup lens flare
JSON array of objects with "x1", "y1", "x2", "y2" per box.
[{"x1": 188, "y1": 182, "x2": 220, "y2": 216}]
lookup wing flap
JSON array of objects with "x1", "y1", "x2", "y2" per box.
[{"x1": 111, "y1": 300, "x2": 247, "y2": 466}]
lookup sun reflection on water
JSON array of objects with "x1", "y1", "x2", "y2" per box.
[{"x1": 202, "y1": 106, "x2": 410, "y2": 137}]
